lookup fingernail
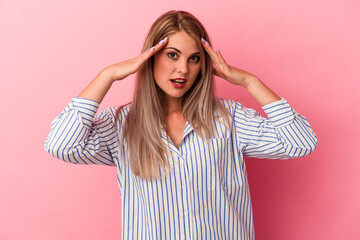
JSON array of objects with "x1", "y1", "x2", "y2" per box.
[
  {"x1": 201, "y1": 38, "x2": 209, "y2": 45},
  {"x1": 217, "y1": 48, "x2": 221, "y2": 53},
  {"x1": 150, "y1": 47, "x2": 155, "y2": 52},
  {"x1": 158, "y1": 37, "x2": 168, "y2": 45}
]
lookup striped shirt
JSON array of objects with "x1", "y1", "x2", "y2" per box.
[{"x1": 44, "y1": 97, "x2": 317, "y2": 240}]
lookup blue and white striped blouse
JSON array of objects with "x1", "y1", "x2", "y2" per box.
[{"x1": 45, "y1": 97, "x2": 317, "y2": 240}]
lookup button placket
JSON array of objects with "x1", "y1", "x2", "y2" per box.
[
  {"x1": 177, "y1": 138, "x2": 194, "y2": 240},
  {"x1": 178, "y1": 159, "x2": 193, "y2": 240}
]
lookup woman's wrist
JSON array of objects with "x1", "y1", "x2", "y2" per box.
[
  {"x1": 101, "y1": 66, "x2": 117, "y2": 84},
  {"x1": 226, "y1": 66, "x2": 257, "y2": 88},
  {"x1": 77, "y1": 69, "x2": 115, "y2": 104},
  {"x1": 246, "y1": 77, "x2": 281, "y2": 106}
]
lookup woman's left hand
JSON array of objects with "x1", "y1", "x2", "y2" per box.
[
  {"x1": 201, "y1": 38, "x2": 281, "y2": 106},
  {"x1": 201, "y1": 38, "x2": 257, "y2": 88}
]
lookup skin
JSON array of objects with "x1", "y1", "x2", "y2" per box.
[
  {"x1": 77, "y1": 30, "x2": 281, "y2": 147},
  {"x1": 153, "y1": 31, "x2": 201, "y2": 113},
  {"x1": 152, "y1": 31, "x2": 202, "y2": 147},
  {"x1": 200, "y1": 38, "x2": 281, "y2": 106}
]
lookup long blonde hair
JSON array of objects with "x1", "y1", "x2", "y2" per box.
[{"x1": 117, "y1": 10, "x2": 230, "y2": 180}]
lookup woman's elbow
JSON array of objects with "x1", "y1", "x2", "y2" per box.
[
  {"x1": 286, "y1": 138, "x2": 318, "y2": 158},
  {"x1": 44, "y1": 142, "x2": 79, "y2": 164}
]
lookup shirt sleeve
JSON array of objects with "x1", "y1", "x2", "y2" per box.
[
  {"x1": 234, "y1": 98, "x2": 318, "y2": 159},
  {"x1": 44, "y1": 97, "x2": 118, "y2": 166}
]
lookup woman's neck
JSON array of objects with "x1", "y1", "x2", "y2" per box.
[{"x1": 165, "y1": 97, "x2": 181, "y2": 115}]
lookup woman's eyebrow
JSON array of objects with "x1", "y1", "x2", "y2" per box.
[{"x1": 164, "y1": 47, "x2": 200, "y2": 55}]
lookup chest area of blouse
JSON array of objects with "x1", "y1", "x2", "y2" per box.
[
  {"x1": 127, "y1": 130, "x2": 245, "y2": 194},
  {"x1": 162, "y1": 117, "x2": 235, "y2": 167},
  {"x1": 119, "y1": 116, "x2": 246, "y2": 196}
]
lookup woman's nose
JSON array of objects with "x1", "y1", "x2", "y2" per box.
[{"x1": 177, "y1": 59, "x2": 189, "y2": 74}]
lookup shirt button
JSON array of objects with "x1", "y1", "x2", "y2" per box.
[{"x1": 184, "y1": 211, "x2": 189, "y2": 215}]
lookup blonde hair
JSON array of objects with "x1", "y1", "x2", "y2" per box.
[{"x1": 117, "y1": 10, "x2": 230, "y2": 180}]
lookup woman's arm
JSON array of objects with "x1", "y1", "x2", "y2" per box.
[
  {"x1": 201, "y1": 38, "x2": 317, "y2": 158},
  {"x1": 226, "y1": 68, "x2": 281, "y2": 106},
  {"x1": 200, "y1": 38, "x2": 280, "y2": 106},
  {"x1": 233, "y1": 99, "x2": 317, "y2": 159},
  {"x1": 44, "y1": 99, "x2": 119, "y2": 165},
  {"x1": 45, "y1": 37, "x2": 169, "y2": 163},
  {"x1": 78, "y1": 37, "x2": 168, "y2": 103}
]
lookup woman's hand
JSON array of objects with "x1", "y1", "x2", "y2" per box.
[
  {"x1": 78, "y1": 37, "x2": 168, "y2": 103},
  {"x1": 200, "y1": 38, "x2": 257, "y2": 88},
  {"x1": 105, "y1": 37, "x2": 168, "y2": 82},
  {"x1": 201, "y1": 38, "x2": 281, "y2": 106}
]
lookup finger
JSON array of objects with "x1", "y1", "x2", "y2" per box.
[
  {"x1": 139, "y1": 37, "x2": 168, "y2": 62},
  {"x1": 201, "y1": 38, "x2": 224, "y2": 70},
  {"x1": 216, "y1": 48, "x2": 228, "y2": 66},
  {"x1": 200, "y1": 38, "x2": 218, "y2": 60},
  {"x1": 128, "y1": 37, "x2": 168, "y2": 73},
  {"x1": 215, "y1": 49, "x2": 229, "y2": 72},
  {"x1": 201, "y1": 42, "x2": 229, "y2": 78}
]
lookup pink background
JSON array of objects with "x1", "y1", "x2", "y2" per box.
[{"x1": 1, "y1": 0, "x2": 359, "y2": 239}]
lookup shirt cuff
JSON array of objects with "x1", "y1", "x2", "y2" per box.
[
  {"x1": 69, "y1": 97, "x2": 100, "y2": 128},
  {"x1": 262, "y1": 97, "x2": 294, "y2": 128}
]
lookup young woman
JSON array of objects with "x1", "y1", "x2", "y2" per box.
[{"x1": 45, "y1": 10, "x2": 317, "y2": 240}]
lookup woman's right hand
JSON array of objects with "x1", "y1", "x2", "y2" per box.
[
  {"x1": 105, "y1": 37, "x2": 168, "y2": 82},
  {"x1": 77, "y1": 37, "x2": 168, "y2": 103}
]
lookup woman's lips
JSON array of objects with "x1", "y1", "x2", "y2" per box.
[{"x1": 170, "y1": 78, "x2": 187, "y2": 88}]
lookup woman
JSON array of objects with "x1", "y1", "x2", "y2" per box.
[{"x1": 45, "y1": 10, "x2": 317, "y2": 240}]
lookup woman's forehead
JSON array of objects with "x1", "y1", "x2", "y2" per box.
[{"x1": 166, "y1": 31, "x2": 201, "y2": 54}]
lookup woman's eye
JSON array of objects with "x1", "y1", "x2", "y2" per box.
[
  {"x1": 190, "y1": 56, "x2": 200, "y2": 63},
  {"x1": 167, "y1": 52, "x2": 177, "y2": 59}
]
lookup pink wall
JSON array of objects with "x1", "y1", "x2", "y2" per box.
[{"x1": 1, "y1": 0, "x2": 359, "y2": 239}]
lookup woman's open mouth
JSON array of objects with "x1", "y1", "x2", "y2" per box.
[{"x1": 170, "y1": 78, "x2": 187, "y2": 88}]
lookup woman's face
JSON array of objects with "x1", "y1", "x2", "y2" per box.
[{"x1": 153, "y1": 31, "x2": 202, "y2": 103}]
